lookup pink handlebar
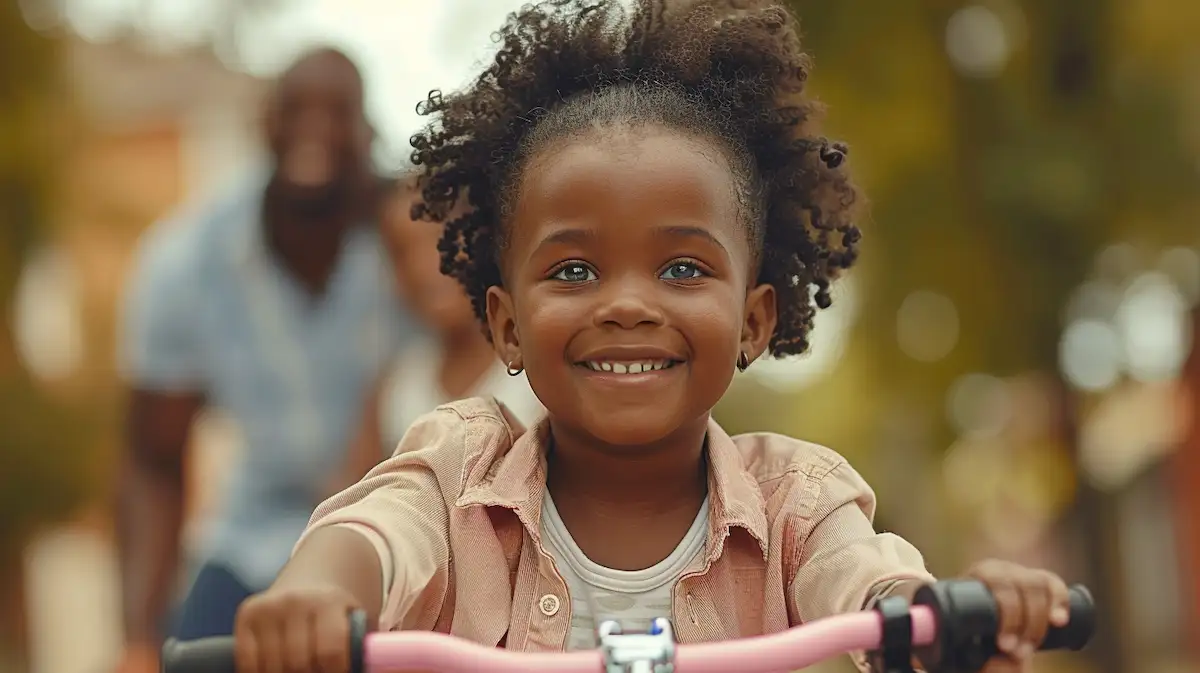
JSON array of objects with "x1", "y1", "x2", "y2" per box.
[
  {"x1": 363, "y1": 607, "x2": 938, "y2": 673},
  {"x1": 160, "y1": 581, "x2": 1096, "y2": 673}
]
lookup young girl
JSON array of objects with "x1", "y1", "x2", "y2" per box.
[{"x1": 234, "y1": 1, "x2": 1071, "y2": 671}]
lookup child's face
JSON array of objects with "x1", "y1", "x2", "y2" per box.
[
  {"x1": 383, "y1": 191, "x2": 475, "y2": 333},
  {"x1": 487, "y1": 128, "x2": 777, "y2": 446}
]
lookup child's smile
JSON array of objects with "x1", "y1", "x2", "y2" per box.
[
  {"x1": 580, "y1": 360, "x2": 677, "y2": 373},
  {"x1": 574, "y1": 345, "x2": 686, "y2": 387}
]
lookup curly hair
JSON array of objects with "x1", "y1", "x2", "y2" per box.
[{"x1": 409, "y1": 0, "x2": 860, "y2": 357}]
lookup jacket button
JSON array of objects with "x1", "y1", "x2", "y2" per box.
[{"x1": 538, "y1": 594, "x2": 561, "y2": 616}]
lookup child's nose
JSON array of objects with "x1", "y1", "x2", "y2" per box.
[{"x1": 591, "y1": 276, "x2": 666, "y2": 329}]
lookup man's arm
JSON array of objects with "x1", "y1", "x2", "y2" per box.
[
  {"x1": 322, "y1": 380, "x2": 385, "y2": 501},
  {"x1": 117, "y1": 389, "x2": 204, "y2": 647},
  {"x1": 114, "y1": 215, "x2": 208, "y2": 668}
]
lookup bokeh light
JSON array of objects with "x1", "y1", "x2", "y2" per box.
[
  {"x1": 945, "y1": 4, "x2": 1012, "y2": 78},
  {"x1": 1115, "y1": 271, "x2": 1191, "y2": 383},
  {"x1": 945, "y1": 373, "x2": 1012, "y2": 438},
  {"x1": 1059, "y1": 319, "x2": 1123, "y2": 392},
  {"x1": 13, "y1": 246, "x2": 85, "y2": 383},
  {"x1": 1079, "y1": 382, "x2": 1184, "y2": 492},
  {"x1": 896, "y1": 290, "x2": 959, "y2": 363}
]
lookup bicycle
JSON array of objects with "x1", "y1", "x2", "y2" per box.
[{"x1": 161, "y1": 578, "x2": 1096, "y2": 673}]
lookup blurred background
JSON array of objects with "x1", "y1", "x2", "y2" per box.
[{"x1": 1, "y1": 0, "x2": 1198, "y2": 672}]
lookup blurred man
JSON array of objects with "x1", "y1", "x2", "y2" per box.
[{"x1": 114, "y1": 47, "x2": 415, "y2": 672}]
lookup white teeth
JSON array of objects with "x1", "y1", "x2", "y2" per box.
[{"x1": 584, "y1": 360, "x2": 675, "y2": 374}]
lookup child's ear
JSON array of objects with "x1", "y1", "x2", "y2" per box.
[
  {"x1": 741, "y1": 283, "x2": 777, "y2": 365},
  {"x1": 486, "y1": 285, "x2": 522, "y2": 367}
]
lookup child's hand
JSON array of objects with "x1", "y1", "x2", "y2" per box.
[
  {"x1": 964, "y1": 559, "x2": 1072, "y2": 672},
  {"x1": 234, "y1": 583, "x2": 363, "y2": 673}
]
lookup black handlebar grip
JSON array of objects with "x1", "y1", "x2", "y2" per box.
[
  {"x1": 1039, "y1": 585, "x2": 1095, "y2": 651},
  {"x1": 914, "y1": 580, "x2": 1097, "y2": 672},
  {"x1": 349, "y1": 609, "x2": 367, "y2": 673},
  {"x1": 160, "y1": 636, "x2": 235, "y2": 673},
  {"x1": 160, "y1": 610, "x2": 369, "y2": 673}
]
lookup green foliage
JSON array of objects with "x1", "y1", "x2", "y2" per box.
[
  {"x1": 0, "y1": 4, "x2": 99, "y2": 562},
  {"x1": 0, "y1": 374, "x2": 101, "y2": 560},
  {"x1": 770, "y1": 0, "x2": 1197, "y2": 411}
]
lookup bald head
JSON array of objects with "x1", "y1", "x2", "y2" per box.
[
  {"x1": 265, "y1": 47, "x2": 373, "y2": 211},
  {"x1": 277, "y1": 47, "x2": 363, "y2": 97}
]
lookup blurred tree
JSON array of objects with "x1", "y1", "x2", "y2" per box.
[
  {"x1": 749, "y1": 0, "x2": 1197, "y2": 439},
  {"x1": 957, "y1": 2, "x2": 1123, "y2": 670},
  {"x1": 1, "y1": 1, "x2": 289, "y2": 666},
  {"x1": 0, "y1": 2, "x2": 96, "y2": 667},
  {"x1": 2, "y1": 0, "x2": 301, "y2": 563},
  {"x1": 761, "y1": 0, "x2": 1196, "y2": 669}
]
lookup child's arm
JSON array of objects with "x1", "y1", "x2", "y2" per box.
[
  {"x1": 234, "y1": 411, "x2": 461, "y2": 673},
  {"x1": 268, "y1": 525, "x2": 387, "y2": 623},
  {"x1": 786, "y1": 460, "x2": 1070, "y2": 673},
  {"x1": 786, "y1": 460, "x2": 935, "y2": 623},
  {"x1": 784, "y1": 460, "x2": 934, "y2": 672}
]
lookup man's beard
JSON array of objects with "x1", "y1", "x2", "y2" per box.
[{"x1": 270, "y1": 174, "x2": 356, "y2": 221}]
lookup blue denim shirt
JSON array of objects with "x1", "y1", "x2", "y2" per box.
[{"x1": 119, "y1": 176, "x2": 416, "y2": 589}]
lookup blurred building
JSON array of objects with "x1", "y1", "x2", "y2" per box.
[{"x1": 19, "y1": 34, "x2": 263, "y2": 673}]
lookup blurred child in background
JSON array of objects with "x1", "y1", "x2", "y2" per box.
[{"x1": 343, "y1": 181, "x2": 543, "y2": 461}]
